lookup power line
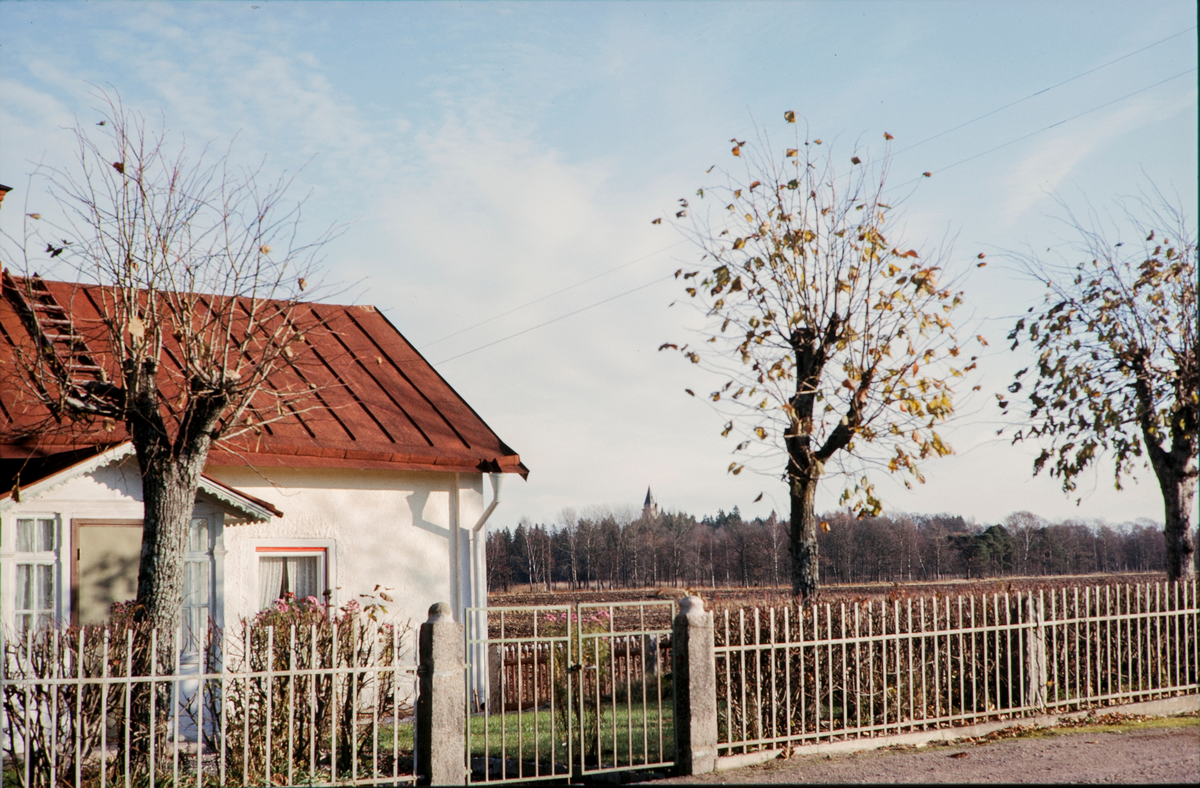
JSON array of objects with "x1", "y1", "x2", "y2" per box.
[
  {"x1": 431, "y1": 47, "x2": 1198, "y2": 366},
  {"x1": 434, "y1": 273, "x2": 675, "y2": 364},
  {"x1": 892, "y1": 67, "x2": 1197, "y2": 191},
  {"x1": 421, "y1": 240, "x2": 686, "y2": 349},
  {"x1": 891, "y1": 26, "x2": 1197, "y2": 158}
]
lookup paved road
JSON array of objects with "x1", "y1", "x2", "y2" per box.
[{"x1": 645, "y1": 722, "x2": 1199, "y2": 784}]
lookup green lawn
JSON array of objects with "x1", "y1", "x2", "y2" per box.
[
  {"x1": 466, "y1": 699, "x2": 675, "y2": 771},
  {"x1": 380, "y1": 699, "x2": 676, "y2": 774}
]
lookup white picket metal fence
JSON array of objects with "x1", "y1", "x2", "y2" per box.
[
  {"x1": 1, "y1": 619, "x2": 418, "y2": 788},
  {"x1": 4, "y1": 579, "x2": 1197, "y2": 786},
  {"x1": 713, "y1": 579, "x2": 1199, "y2": 755}
]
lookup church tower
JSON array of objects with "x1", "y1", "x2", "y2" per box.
[{"x1": 643, "y1": 487, "x2": 658, "y2": 518}]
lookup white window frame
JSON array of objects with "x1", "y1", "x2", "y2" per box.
[
  {"x1": 6, "y1": 513, "x2": 62, "y2": 636},
  {"x1": 250, "y1": 538, "x2": 336, "y2": 612},
  {"x1": 182, "y1": 516, "x2": 214, "y2": 655}
]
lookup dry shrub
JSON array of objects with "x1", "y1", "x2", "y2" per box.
[
  {"x1": 1, "y1": 603, "x2": 160, "y2": 788},
  {"x1": 710, "y1": 579, "x2": 1197, "y2": 749},
  {"x1": 197, "y1": 592, "x2": 415, "y2": 785},
  {"x1": 2, "y1": 595, "x2": 415, "y2": 788}
]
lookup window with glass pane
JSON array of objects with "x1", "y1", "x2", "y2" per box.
[
  {"x1": 182, "y1": 517, "x2": 211, "y2": 653},
  {"x1": 15, "y1": 517, "x2": 57, "y2": 635},
  {"x1": 258, "y1": 554, "x2": 323, "y2": 609},
  {"x1": 17, "y1": 517, "x2": 55, "y2": 552}
]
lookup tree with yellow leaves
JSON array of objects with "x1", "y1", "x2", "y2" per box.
[
  {"x1": 660, "y1": 114, "x2": 974, "y2": 599},
  {"x1": 1002, "y1": 190, "x2": 1196, "y2": 581}
]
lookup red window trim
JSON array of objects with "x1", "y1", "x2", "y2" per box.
[
  {"x1": 255, "y1": 546, "x2": 328, "y2": 553},
  {"x1": 255, "y1": 547, "x2": 330, "y2": 603}
]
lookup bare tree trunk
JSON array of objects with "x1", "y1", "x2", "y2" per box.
[
  {"x1": 125, "y1": 441, "x2": 208, "y2": 774},
  {"x1": 789, "y1": 470, "x2": 819, "y2": 599},
  {"x1": 1159, "y1": 467, "x2": 1197, "y2": 582},
  {"x1": 136, "y1": 451, "x2": 205, "y2": 636},
  {"x1": 1135, "y1": 354, "x2": 1196, "y2": 583}
]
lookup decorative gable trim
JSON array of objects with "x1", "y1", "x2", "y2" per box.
[
  {"x1": 0, "y1": 442, "x2": 135, "y2": 507},
  {"x1": 1, "y1": 440, "x2": 281, "y2": 522},
  {"x1": 198, "y1": 475, "x2": 282, "y2": 523}
]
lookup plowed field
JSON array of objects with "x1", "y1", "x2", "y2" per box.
[{"x1": 490, "y1": 572, "x2": 1165, "y2": 612}]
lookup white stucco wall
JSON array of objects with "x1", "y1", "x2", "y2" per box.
[
  {"x1": 206, "y1": 465, "x2": 485, "y2": 632},
  {"x1": 2, "y1": 455, "x2": 488, "y2": 636}
]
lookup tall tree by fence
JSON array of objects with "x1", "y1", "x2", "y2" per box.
[
  {"x1": 660, "y1": 114, "x2": 974, "y2": 600},
  {"x1": 2, "y1": 92, "x2": 336, "y2": 639},
  {"x1": 1001, "y1": 188, "x2": 1197, "y2": 581}
]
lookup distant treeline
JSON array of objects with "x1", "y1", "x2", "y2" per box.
[{"x1": 486, "y1": 507, "x2": 1197, "y2": 592}]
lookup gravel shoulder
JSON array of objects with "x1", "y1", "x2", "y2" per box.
[{"x1": 645, "y1": 715, "x2": 1199, "y2": 784}]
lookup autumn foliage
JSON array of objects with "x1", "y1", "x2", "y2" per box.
[
  {"x1": 1003, "y1": 191, "x2": 1197, "y2": 581},
  {"x1": 660, "y1": 112, "x2": 975, "y2": 597}
]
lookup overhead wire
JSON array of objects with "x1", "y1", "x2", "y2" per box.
[
  {"x1": 421, "y1": 240, "x2": 686, "y2": 348},
  {"x1": 890, "y1": 26, "x2": 1197, "y2": 158},
  {"x1": 433, "y1": 273, "x2": 676, "y2": 364},
  {"x1": 432, "y1": 41, "x2": 1197, "y2": 365},
  {"x1": 891, "y1": 66, "x2": 1197, "y2": 192}
]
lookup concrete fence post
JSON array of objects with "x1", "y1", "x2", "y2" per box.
[
  {"x1": 673, "y1": 595, "x2": 718, "y2": 775},
  {"x1": 487, "y1": 643, "x2": 503, "y2": 712},
  {"x1": 1024, "y1": 593, "x2": 1047, "y2": 711},
  {"x1": 417, "y1": 602, "x2": 466, "y2": 786}
]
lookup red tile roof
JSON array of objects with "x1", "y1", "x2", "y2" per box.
[{"x1": 0, "y1": 275, "x2": 527, "y2": 477}]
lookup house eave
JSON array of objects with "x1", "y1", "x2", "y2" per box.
[
  {"x1": 0, "y1": 440, "x2": 282, "y2": 522},
  {"x1": 198, "y1": 475, "x2": 282, "y2": 523},
  {"x1": 0, "y1": 442, "x2": 136, "y2": 507}
]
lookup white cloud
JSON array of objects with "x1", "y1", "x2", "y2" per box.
[{"x1": 998, "y1": 91, "x2": 1194, "y2": 227}]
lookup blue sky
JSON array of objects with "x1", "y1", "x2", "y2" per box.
[{"x1": 1, "y1": 1, "x2": 1196, "y2": 530}]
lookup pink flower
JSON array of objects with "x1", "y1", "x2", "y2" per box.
[
  {"x1": 274, "y1": 599, "x2": 287, "y2": 612},
  {"x1": 305, "y1": 596, "x2": 320, "y2": 608}
]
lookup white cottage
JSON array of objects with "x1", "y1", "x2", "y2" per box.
[{"x1": 0, "y1": 274, "x2": 527, "y2": 642}]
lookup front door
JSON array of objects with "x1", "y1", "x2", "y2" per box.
[
  {"x1": 72, "y1": 517, "x2": 214, "y2": 639},
  {"x1": 72, "y1": 519, "x2": 143, "y2": 625}
]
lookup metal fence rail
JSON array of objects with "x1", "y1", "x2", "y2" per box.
[
  {"x1": 1041, "y1": 581, "x2": 1198, "y2": 710},
  {"x1": 489, "y1": 635, "x2": 672, "y2": 713},
  {"x1": 576, "y1": 602, "x2": 675, "y2": 777},
  {"x1": 465, "y1": 601, "x2": 676, "y2": 784},
  {"x1": 713, "y1": 579, "x2": 1198, "y2": 755},
  {"x1": 466, "y1": 604, "x2": 574, "y2": 783},
  {"x1": 1, "y1": 619, "x2": 418, "y2": 788}
]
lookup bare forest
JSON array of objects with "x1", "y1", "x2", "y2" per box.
[{"x1": 486, "y1": 507, "x2": 1199, "y2": 592}]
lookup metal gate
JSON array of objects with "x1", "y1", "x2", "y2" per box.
[{"x1": 464, "y1": 601, "x2": 676, "y2": 783}]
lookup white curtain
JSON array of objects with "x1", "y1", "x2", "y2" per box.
[
  {"x1": 288, "y1": 556, "x2": 320, "y2": 600},
  {"x1": 259, "y1": 557, "x2": 286, "y2": 609},
  {"x1": 182, "y1": 561, "x2": 210, "y2": 652},
  {"x1": 259, "y1": 555, "x2": 321, "y2": 609},
  {"x1": 184, "y1": 561, "x2": 210, "y2": 606}
]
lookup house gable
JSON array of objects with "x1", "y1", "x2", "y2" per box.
[
  {"x1": 0, "y1": 275, "x2": 512, "y2": 637},
  {"x1": 0, "y1": 441, "x2": 280, "y2": 523}
]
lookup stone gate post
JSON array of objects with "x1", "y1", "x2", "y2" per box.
[
  {"x1": 673, "y1": 595, "x2": 718, "y2": 775},
  {"x1": 1024, "y1": 592, "x2": 1048, "y2": 710},
  {"x1": 417, "y1": 602, "x2": 466, "y2": 786}
]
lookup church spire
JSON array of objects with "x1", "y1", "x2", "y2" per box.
[{"x1": 643, "y1": 487, "x2": 658, "y2": 517}]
